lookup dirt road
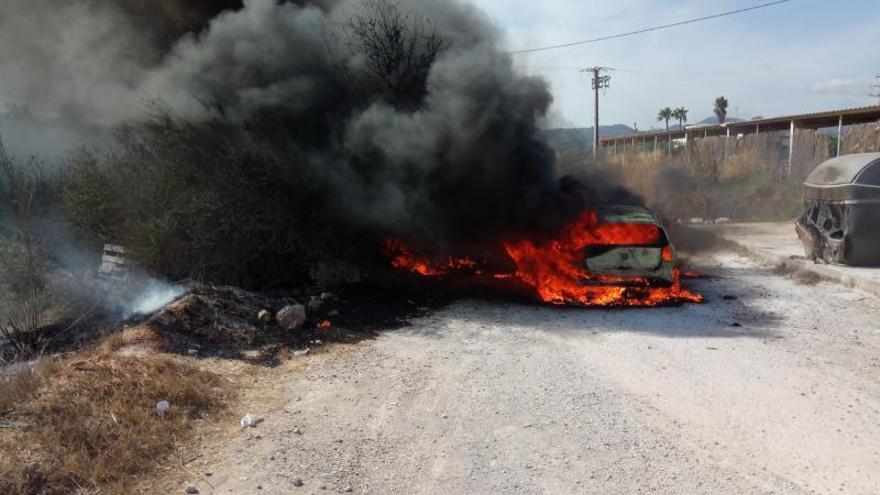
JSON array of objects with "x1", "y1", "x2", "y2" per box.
[{"x1": 188, "y1": 252, "x2": 880, "y2": 495}]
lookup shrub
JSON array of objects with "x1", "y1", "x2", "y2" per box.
[
  {"x1": 0, "y1": 140, "x2": 56, "y2": 359},
  {"x1": 63, "y1": 116, "x2": 363, "y2": 289}
]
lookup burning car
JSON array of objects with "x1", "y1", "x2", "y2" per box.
[
  {"x1": 387, "y1": 205, "x2": 702, "y2": 307},
  {"x1": 796, "y1": 153, "x2": 880, "y2": 265},
  {"x1": 503, "y1": 205, "x2": 700, "y2": 306},
  {"x1": 583, "y1": 205, "x2": 679, "y2": 286}
]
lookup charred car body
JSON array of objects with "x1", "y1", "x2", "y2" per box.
[
  {"x1": 796, "y1": 153, "x2": 880, "y2": 265},
  {"x1": 584, "y1": 205, "x2": 679, "y2": 285}
]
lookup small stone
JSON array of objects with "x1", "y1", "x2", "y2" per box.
[
  {"x1": 722, "y1": 295, "x2": 738, "y2": 301},
  {"x1": 277, "y1": 305, "x2": 307, "y2": 331},
  {"x1": 292, "y1": 477, "x2": 304, "y2": 487},
  {"x1": 257, "y1": 309, "x2": 271, "y2": 322},
  {"x1": 204, "y1": 471, "x2": 213, "y2": 477},
  {"x1": 320, "y1": 292, "x2": 335, "y2": 302},
  {"x1": 343, "y1": 485, "x2": 353, "y2": 493},
  {"x1": 240, "y1": 413, "x2": 258, "y2": 428},
  {"x1": 185, "y1": 484, "x2": 199, "y2": 494},
  {"x1": 730, "y1": 322, "x2": 742, "y2": 327}
]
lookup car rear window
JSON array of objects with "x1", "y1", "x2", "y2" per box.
[{"x1": 856, "y1": 162, "x2": 880, "y2": 186}]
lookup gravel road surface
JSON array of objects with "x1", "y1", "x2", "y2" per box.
[{"x1": 189, "y1": 252, "x2": 880, "y2": 495}]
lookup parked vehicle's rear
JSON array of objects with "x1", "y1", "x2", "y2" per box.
[{"x1": 583, "y1": 206, "x2": 678, "y2": 286}]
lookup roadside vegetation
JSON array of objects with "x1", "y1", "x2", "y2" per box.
[{"x1": 585, "y1": 123, "x2": 880, "y2": 223}]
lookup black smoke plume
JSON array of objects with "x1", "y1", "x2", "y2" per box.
[{"x1": 6, "y1": 0, "x2": 639, "y2": 286}]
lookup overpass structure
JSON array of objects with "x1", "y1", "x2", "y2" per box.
[{"x1": 600, "y1": 105, "x2": 880, "y2": 170}]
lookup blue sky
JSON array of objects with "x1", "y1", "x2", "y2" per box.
[{"x1": 469, "y1": 0, "x2": 880, "y2": 129}]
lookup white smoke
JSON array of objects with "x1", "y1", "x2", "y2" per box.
[{"x1": 125, "y1": 279, "x2": 186, "y2": 317}]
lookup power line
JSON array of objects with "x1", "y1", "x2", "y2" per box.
[
  {"x1": 515, "y1": 65, "x2": 827, "y2": 79},
  {"x1": 510, "y1": 0, "x2": 792, "y2": 55},
  {"x1": 512, "y1": 65, "x2": 867, "y2": 97}
]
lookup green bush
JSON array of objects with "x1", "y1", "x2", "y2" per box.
[{"x1": 63, "y1": 116, "x2": 362, "y2": 289}]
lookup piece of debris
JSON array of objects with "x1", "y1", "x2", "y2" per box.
[
  {"x1": 156, "y1": 400, "x2": 171, "y2": 417},
  {"x1": 343, "y1": 485, "x2": 353, "y2": 493},
  {"x1": 292, "y1": 477, "x2": 304, "y2": 487},
  {"x1": 277, "y1": 304, "x2": 307, "y2": 331},
  {"x1": 320, "y1": 292, "x2": 335, "y2": 302},
  {"x1": 730, "y1": 322, "x2": 742, "y2": 327},
  {"x1": 722, "y1": 295, "x2": 738, "y2": 301},
  {"x1": 293, "y1": 348, "x2": 310, "y2": 357},
  {"x1": 329, "y1": 309, "x2": 340, "y2": 317},
  {"x1": 241, "y1": 414, "x2": 259, "y2": 428},
  {"x1": 257, "y1": 309, "x2": 271, "y2": 322},
  {"x1": 97, "y1": 243, "x2": 131, "y2": 283},
  {"x1": 715, "y1": 217, "x2": 731, "y2": 224},
  {"x1": 185, "y1": 483, "x2": 200, "y2": 494}
]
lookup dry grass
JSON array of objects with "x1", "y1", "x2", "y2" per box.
[
  {"x1": 607, "y1": 130, "x2": 836, "y2": 222},
  {"x1": 0, "y1": 344, "x2": 230, "y2": 495},
  {"x1": 842, "y1": 123, "x2": 880, "y2": 154}
]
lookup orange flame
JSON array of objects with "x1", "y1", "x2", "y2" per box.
[
  {"x1": 383, "y1": 211, "x2": 703, "y2": 307},
  {"x1": 318, "y1": 320, "x2": 333, "y2": 329},
  {"x1": 503, "y1": 212, "x2": 702, "y2": 306},
  {"x1": 383, "y1": 239, "x2": 477, "y2": 276}
]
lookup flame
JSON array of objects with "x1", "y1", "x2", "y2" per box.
[
  {"x1": 383, "y1": 211, "x2": 703, "y2": 307},
  {"x1": 383, "y1": 239, "x2": 477, "y2": 276},
  {"x1": 503, "y1": 212, "x2": 702, "y2": 306},
  {"x1": 318, "y1": 320, "x2": 333, "y2": 329}
]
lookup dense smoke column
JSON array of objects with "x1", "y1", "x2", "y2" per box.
[
  {"x1": 135, "y1": 0, "x2": 587, "y2": 248},
  {"x1": 5, "y1": 0, "x2": 636, "y2": 286}
]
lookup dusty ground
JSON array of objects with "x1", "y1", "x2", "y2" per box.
[
  {"x1": 163, "y1": 251, "x2": 880, "y2": 495},
  {"x1": 700, "y1": 222, "x2": 880, "y2": 297}
]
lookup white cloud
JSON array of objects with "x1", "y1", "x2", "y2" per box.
[{"x1": 810, "y1": 78, "x2": 867, "y2": 95}]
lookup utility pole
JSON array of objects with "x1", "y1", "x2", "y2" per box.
[
  {"x1": 871, "y1": 75, "x2": 880, "y2": 105},
  {"x1": 582, "y1": 66, "x2": 612, "y2": 163}
]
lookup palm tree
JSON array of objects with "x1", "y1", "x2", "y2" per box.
[
  {"x1": 657, "y1": 107, "x2": 673, "y2": 132},
  {"x1": 714, "y1": 96, "x2": 729, "y2": 124},
  {"x1": 673, "y1": 107, "x2": 689, "y2": 129}
]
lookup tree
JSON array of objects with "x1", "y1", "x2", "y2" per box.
[
  {"x1": 673, "y1": 107, "x2": 689, "y2": 129},
  {"x1": 714, "y1": 96, "x2": 729, "y2": 124},
  {"x1": 346, "y1": 0, "x2": 447, "y2": 108},
  {"x1": 657, "y1": 107, "x2": 673, "y2": 132}
]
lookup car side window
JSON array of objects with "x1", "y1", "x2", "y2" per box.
[{"x1": 856, "y1": 162, "x2": 880, "y2": 186}]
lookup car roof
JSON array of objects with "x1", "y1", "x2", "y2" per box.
[
  {"x1": 595, "y1": 205, "x2": 661, "y2": 225},
  {"x1": 805, "y1": 153, "x2": 880, "y2": 186}
]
